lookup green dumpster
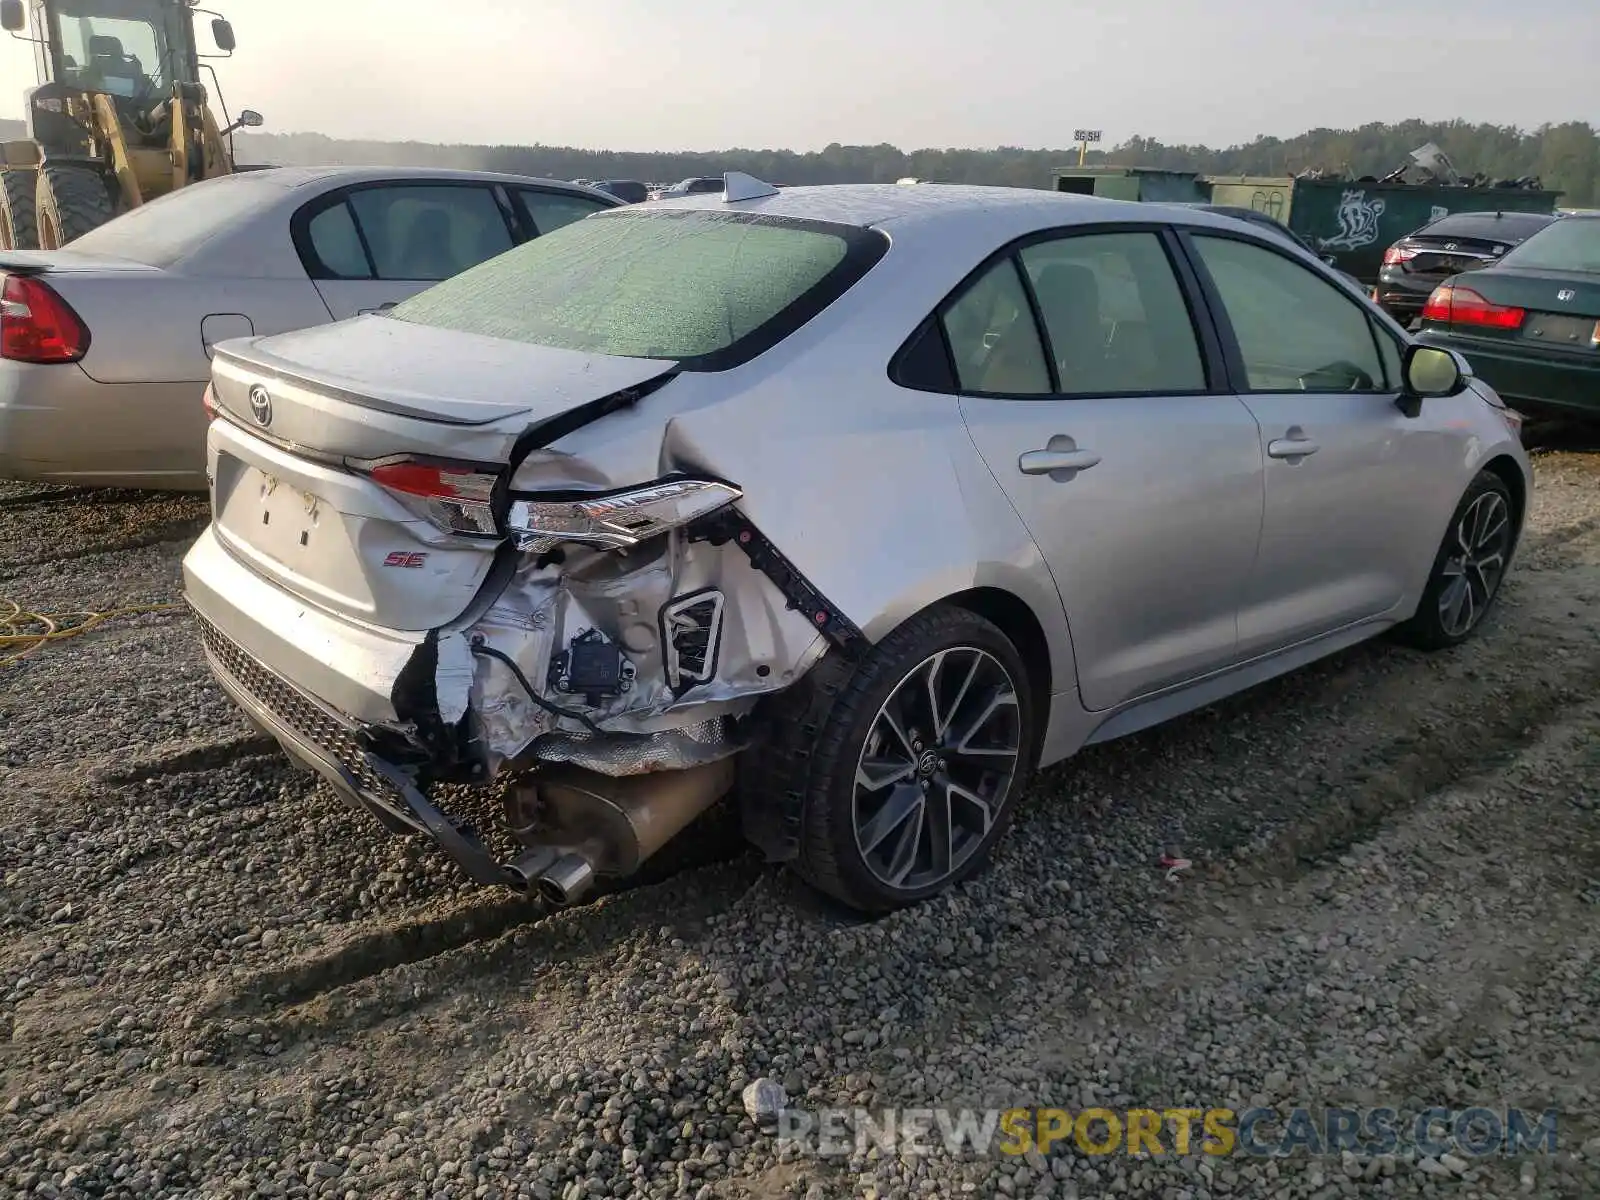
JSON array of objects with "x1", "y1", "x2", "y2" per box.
[
  {"x1": 1205, "y1": 177, "x2": 1297, "y2": 223},
  {"x1": 1052, "y1": 167, "x2": 1208, "y2": 205},
  {"x1": 1201, "y1": 175, "x2": 1561, "y2": 285}
]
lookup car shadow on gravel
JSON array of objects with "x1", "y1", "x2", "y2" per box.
[{"x1": 3, "y1": 460, "x2": 1600, "y2": 1200}]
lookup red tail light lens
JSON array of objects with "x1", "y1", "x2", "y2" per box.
[
  {"x1": 0, "y1": 274, "x2": 90, "y2": 363},
  {"x1": 368, "y1": 460, "x2": 501, "y2": 537},
  {"x1": 1383, "y1": 245, "x2": 1420, "y2": 266},
  {"x1": 202, "y1": 383, "x2": 219, "y2": 422},
  {"x1": 1420, "y1": 287, "x2": 1451, "y2": 323},
  {"x1": 1420, "y1": 285, "x2": 1525, "y2": 331}
]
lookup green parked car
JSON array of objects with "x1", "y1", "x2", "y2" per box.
[{"x1": 1415, "y1": 214, "x2": 1600, "y2": 422}]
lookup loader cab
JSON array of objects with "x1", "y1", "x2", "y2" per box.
[
  {"x1": 37, "y1": 0, "x2": 200, "y2": 96},
  {"x1": 0, "y1": 0, "x2": 251, "y2": 250}
]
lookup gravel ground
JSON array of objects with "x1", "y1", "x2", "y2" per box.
[{"x1": 2, "y1": 444, "x2": 1599, "y2": 1200}]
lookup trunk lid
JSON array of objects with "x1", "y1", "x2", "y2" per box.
[
  {"x1": 211, "y1": 315, "x2": 676, "y2": 434},
  {"x1": 0, "y1": 249, "x2": 161, "y2": 276},
  {"x1": 207, "y1": 317, "x2": 679, "y2": 630},
  {"x1": 1399, "y1": 234, "x2": 1505, "y2": 278},
  {"x1": 1440, "y1": 267, "x2": 1600, "y2": 351}
]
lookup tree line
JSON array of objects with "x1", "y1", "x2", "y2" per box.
[
  {"x1": 232, "y1": 119, "x2": 1600, "y2": 206},
  {"x1": 0, "y1": 114, "x2": 1590, "y2": 205}
]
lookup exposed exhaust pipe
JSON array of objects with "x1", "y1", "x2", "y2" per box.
[
  {"x1": 505, "y1": 757, "x2": 736, "y2": 905},
  {"x1": 536, "y1": 853, "x2": 597, "y2": 905}
]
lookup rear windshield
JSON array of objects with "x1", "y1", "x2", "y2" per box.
[
  {"x1": 64, "y1": 175, "x2": 284, "y2": 267},
  {"x1": 1419, "y1": 212, "x2": 1553, "y2": 242},
  {"x1": 388, "y1": 209, "x2": 888, "y2": 369},
  {"x1": 1497, "y1": 218, "x2": 1600, "y2": 273}
]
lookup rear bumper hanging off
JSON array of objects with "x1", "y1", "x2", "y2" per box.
[{"x1": 197, "y1": 609, "x2": 519, "y2": 886}]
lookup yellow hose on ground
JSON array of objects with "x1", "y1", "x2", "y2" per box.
[{"x1": 0, "y1": 597, "x2": 184, "y2": 667}]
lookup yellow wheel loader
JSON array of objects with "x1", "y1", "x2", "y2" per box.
[{"x1": 0, "y1": 0, "x2": 262, "y2": 250}]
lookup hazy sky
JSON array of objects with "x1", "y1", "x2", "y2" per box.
[{"x1": 2, "y1": 0, "x2": 1596, "y2": 151}]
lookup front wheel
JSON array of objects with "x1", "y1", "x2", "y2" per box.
[
  {"x1": 760, "y1": 605, "x2": 1037, "y2": 914},
  {"x1": 0, "y1": 170, "x2": 38, "y2": 250},
  {"x1": 1394, "y1": 470, "x2": 1517, "y2": 650},
  {"x1": 35, "y1": 164, "x2": 114, "y2": 249}
]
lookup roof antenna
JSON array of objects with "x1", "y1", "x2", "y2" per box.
[{"x1": 723, "y1": 172, "x2": 779, "y2": 202}]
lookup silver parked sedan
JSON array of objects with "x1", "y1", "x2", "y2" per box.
[
  {"x1": 182, "y1": 175, "x2": 1531, "y2": 914},
  {"x1": 0, "y1": 166, "x2": 621, "y2": 489}
]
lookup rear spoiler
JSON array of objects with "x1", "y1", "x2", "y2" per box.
[{"x1": 0, "y1": 255, "x2": 51, "y2": 276}]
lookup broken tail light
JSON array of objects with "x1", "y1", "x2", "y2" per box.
[
  {"x1": 1, "y1": 274, "x2": 90, "y2": 364},
  {"x1": 506, "y1": 476, "x2": 741, "y2": 555},
  {"x1": 367, "y1": 459, "x2": 501, "y2": 537}
]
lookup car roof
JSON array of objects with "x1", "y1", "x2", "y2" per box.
[
  {"x1": 230, "y1": 164, "x2": 619, "y2": 203},
  {"x1": 1416, "y1": 209, "x2": 1556, "y2": 231},
  {"x1": 643, "y1": 182, "x2": 1244, "y2": 238},
  {"x1": 1195, "y1": 204, "x2": 1273, "y2": 221},
  {"x1": 77, "y1": 164, "x2": 620, "y2": 279},
  {"x1": 631, "y1": 183, "x2": 1327, "y2": 272}
]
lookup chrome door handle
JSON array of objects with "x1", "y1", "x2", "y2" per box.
[
  {"x1": 1019, "y1": 448, "x2": 1102, "y2": 476},
  {"x1": 1267, "y1": 436, "x2": 1321, "y2": 460}
]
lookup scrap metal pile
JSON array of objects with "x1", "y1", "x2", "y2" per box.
[{"x1": 1294, "y1": 142, "x2": 1545, "y2": 190}]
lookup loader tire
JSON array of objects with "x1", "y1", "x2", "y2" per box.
[
  {"x1": 0, "y1": 169, "x2": 37, "y2": 250},
  {"x1": 35, "y1": 164, "x2": 114, "y2": 249}
]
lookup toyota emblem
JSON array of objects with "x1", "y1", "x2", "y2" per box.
[{"x1": 248, "y1": 384, "x2": 272, "y2": 426}]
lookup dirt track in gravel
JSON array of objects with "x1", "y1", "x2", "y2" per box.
[{"x1": 1, "y1": 445, "x2": 1598, "y2": 1199}]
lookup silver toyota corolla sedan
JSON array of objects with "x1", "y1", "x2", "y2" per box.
[
  {"x1": 182, "y1": 175, "x2": 1531, "y2": 914},
  {"x1": 0, "y1": 166, "x2": 621, "y2": 489}
]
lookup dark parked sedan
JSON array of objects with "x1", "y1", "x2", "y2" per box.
[
  {"x1": 1415, "y1": 214, "x2": 1600, "y2": 421},
  {"x1": 1373, "y1": 210, "x2": 1558, "y2": 327},
  {"x1": 590, "y1": 179, "x2": 650, "y2": 204}
]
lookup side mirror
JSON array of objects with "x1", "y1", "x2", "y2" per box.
[
  {"x1": 238, "y1": 108, "x2": 264, "y2": 128},
  {"x1": 1, "y1": 0, "x2": 25, "y2": 33},
  {"x1": 1397, "y1": 344, "x2": 1470, "y2": 416},
  {"x1": 211, "y1": 18, "x2": 236, "y2": 52}
]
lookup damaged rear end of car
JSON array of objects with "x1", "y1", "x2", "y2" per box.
[{"x1": 183, "y1": 202, "x2": 889, "y2": 904}]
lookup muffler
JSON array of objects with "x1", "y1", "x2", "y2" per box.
[{"x1": 505, "y1": 756, "x2": 736, "y2": 904}]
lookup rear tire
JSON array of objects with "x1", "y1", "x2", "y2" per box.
[
  {"x1": 751, "y1": 605, "x2": 1037, "y2": 914},
  {"x1": 0, "y1": 169, "x2": 36, "y2": 250},
  {"x1": 35, "y1": 164, "x2": 114, "y2": 249},
  {"x1": 1393, "y1": 470, "x2": 1517, "y2": 651}
]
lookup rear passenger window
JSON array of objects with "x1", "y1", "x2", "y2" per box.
[
  {"x1": 345, "y1": 185, "x2": 514, "y2": 281},
  {"x1": 304, "y1": 202, "x2": 372, "y2": 279},
  {"x1": 1019, "y1": 232, "x2": 1206, "y2": 394},
  {"x1": 940, "y1": 258, "x2": 1050, "y2": 395}
]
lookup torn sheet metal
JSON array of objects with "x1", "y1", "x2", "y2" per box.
[
  {"x1": 454, "y1": 524, "x2": 826, "y2": 775},
  {"x1": 433, "y1": 630, "x2": 475, "y2": 725}
]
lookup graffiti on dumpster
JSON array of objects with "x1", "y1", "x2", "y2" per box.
[
  {"x1": 1251, "y1": 189, "x2": 1287, "y2": 220},
  {"x1": 1317, "y1": 189, "x2": 1388, "y2": 251}
]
